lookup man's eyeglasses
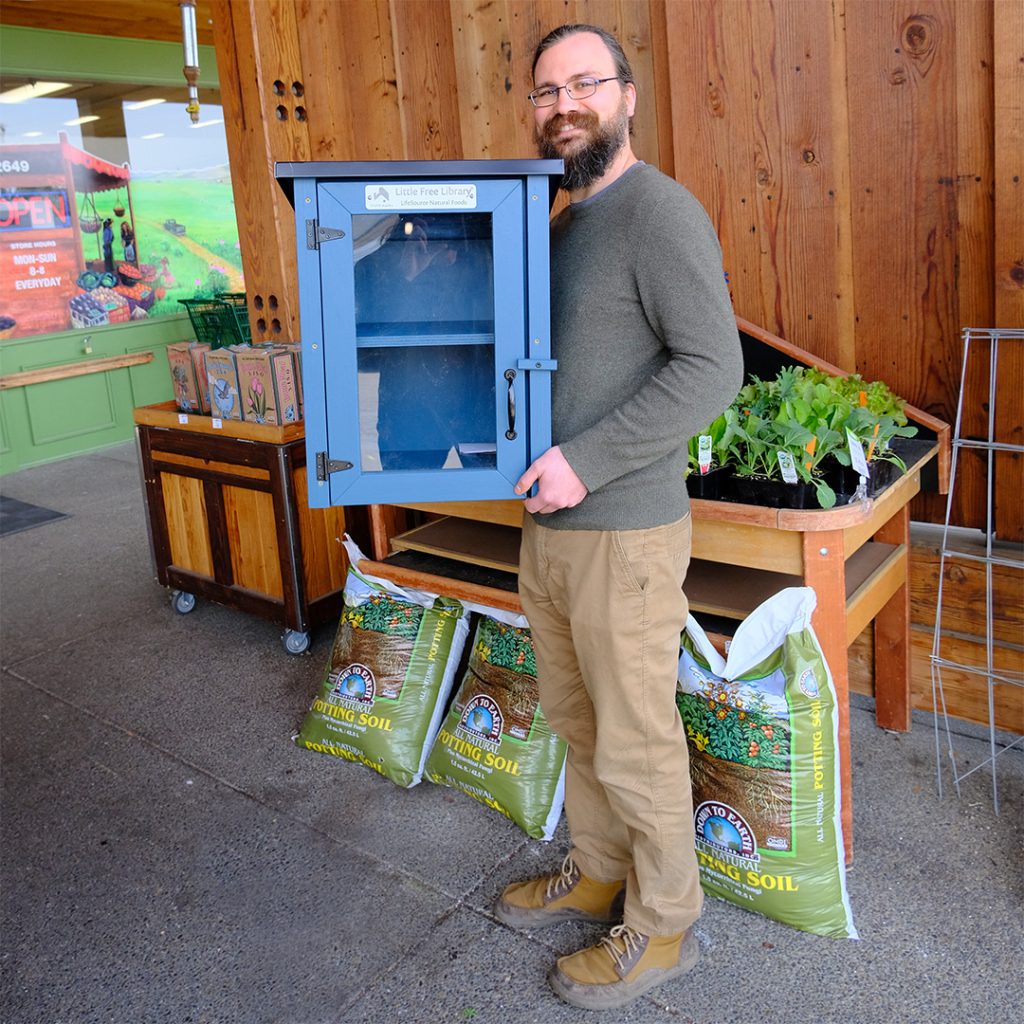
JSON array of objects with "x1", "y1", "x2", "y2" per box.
[{"x1": 528, "y1": 76, "x2": 620, "y2": 108}]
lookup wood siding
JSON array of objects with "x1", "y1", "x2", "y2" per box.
[
  {"x1": 201, "y1": 0, "x2": 1020, "y2": 534},
  {"x1": 9, "y1": 0, "x2": 1019, "y2": 533}
]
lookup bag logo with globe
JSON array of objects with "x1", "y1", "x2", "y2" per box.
[
  {"x1": 456, "y1": 694, "x2": 503, "y2": 751},
  {"x1": 328, "y1": 662, "x2": 376, "y2": 709}
]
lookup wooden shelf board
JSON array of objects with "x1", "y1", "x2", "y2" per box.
[
  {"x1": 390, "y1": 516, "x2": 521, "y2": 572},
  {"x1": 134, "y1": 401, "x2": 305, "y2": 444},
  {"x1": 396, "y1": 500, "x2": 524, "y2": 527},
  {"x1": 684, "y1": 541, "x2": 901, "y2": 631},
  {"x1": 358, "y1": 555, "x2": 521, "y2": 612},
  {"x1": 691, "y1": 517, "x2": 804, "y2": 573},
  {"x1": 389, "y1": 518, "x2": 907, "y2": 644},
  {"x1": 845, "y1": 544, "x2": 907, "y2": 644}
]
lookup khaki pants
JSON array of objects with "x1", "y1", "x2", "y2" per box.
[{"x1": 518, "y1": 513, "x2": 703, "y2": 936}]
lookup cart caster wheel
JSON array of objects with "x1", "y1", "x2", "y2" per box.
[
  {"x1": 283, "y1": 629, "x2": 311, "y2": 655},
  {"x1": 171, "y1": 590, "x2": 196, "y2": 615}
]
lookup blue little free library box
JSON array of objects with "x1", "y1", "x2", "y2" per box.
[{"x1": 276, "y1": 159, "x2": 564, "y2": 507}]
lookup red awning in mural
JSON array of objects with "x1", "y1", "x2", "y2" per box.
[{"x1": 60, "y1": 139, "x2": 130, "y2": 193}]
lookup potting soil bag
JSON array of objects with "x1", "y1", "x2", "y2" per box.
[
  {"x1": 424, "y1": 610, "x2": 567, "y2": 840},
  {"x1": 295, "y1": 540, "x2": 469, "y2": 788},
  {"x1": 677, "y1": 587, "x2": 857, "y2": 938}
]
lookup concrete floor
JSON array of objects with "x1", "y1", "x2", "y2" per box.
[{"x1": 1, "y1": 442, "x2": 1021, "y2": 1024}]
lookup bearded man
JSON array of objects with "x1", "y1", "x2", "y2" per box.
[{"x1": 494, "y1": 24, "x2": 744, "y2": 1012}]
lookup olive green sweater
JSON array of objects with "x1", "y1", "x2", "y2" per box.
[{"x1": 536, "y1": 163, "x2": 743, "y2": 531}]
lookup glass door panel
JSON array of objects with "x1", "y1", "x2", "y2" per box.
[
  {"x1": 351, "y1": 211, "x2": 496, "y2": 472},
  {"x1": 314, "y1": 177, "x2": 527, "y2": 503}
]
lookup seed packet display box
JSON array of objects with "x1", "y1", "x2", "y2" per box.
[
  {"x1": 355, "y1": 317, "x2": 952, "y2": 863},
  {"x1": 133, "y1": 401, "x2": 347, "y2": 654}
]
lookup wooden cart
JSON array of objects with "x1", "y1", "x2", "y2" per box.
[{"x1": 134, "y1": 401, "x2": 347, "y2": 654}]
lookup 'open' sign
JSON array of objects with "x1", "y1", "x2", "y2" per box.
[{"x1": 0, "y1": 190, "x2": 72, "y2": 232}]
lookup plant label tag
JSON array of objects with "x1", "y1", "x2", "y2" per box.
[
  {"x1": 212, "y1": 418, "x2": 223, "y2": 430},
  {"x1": 178, "y1": 413, "x2": 188, "y2": 425},
  {"x1": 777, "y1": 450, "x2": 799, "y2": 484},
  {"x1": 698, "y1": 435, "x2": 713, "y2": 474},
  {"x1": 846, "y1": 429, "x2": 871, "y2": 478}
]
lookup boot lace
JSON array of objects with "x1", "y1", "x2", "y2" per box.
[
  {"x1": 544, "y1": 853, "x2": 580, "y2": 900},
  {"x1": 600, "y1": 924, "x2": 643, "y2": 970}
]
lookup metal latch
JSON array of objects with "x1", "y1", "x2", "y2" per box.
[
  {"x1": 306, "y1": 220, "x2": 346, "y2": 250},
  {"x1": 315, "y1": 451, "x2": 353, "y2": 481}
]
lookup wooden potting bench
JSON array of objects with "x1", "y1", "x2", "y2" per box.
[{"x1": 356, "y1": 318, "x2": 951, "y2": 862}]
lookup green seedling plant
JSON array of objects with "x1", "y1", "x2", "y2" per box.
[
  {"x1": 686, "y1": 413, "x2": 729, "y2": 477},
  {"x1": 688, "y1": 364, "x2": 916, "y2": 507}
]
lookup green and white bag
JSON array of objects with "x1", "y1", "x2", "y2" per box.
[
  {"x1": 425, "y1": 609, "x2": 566, "y2": 840},
  {"x1": 295, "y1": 539, "x2": 469, "y2": 789},
  {"x1": 677, "y1": 587, "x2": 857, "y2": 939}
]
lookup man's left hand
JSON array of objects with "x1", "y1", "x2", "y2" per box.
[{"x1": 514, "y1": 446, "x2": 588, "y2": 514}]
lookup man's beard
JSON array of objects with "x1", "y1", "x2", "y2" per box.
[{"x1": 537, "y1": 101, "x2": 630, "y2": 192}]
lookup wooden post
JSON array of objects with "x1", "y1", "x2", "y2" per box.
[
  {"x1": 801, "y1": 528, "x2": 853, "y2": 864},
  {"x1": 872, "y1": 505, "x2": 912, "y2": 731}
]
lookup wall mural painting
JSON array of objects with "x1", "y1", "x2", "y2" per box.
[{"x1": 0, "y1": 91, "x2": 242, "y2": 340}]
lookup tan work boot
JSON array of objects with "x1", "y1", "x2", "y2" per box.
[
  {"x1": 548, "y1": 923, "x2": 699, "y2": 1010},
  {"x1": 494, "y1": 854, "x2": 625, "y2": 929}
]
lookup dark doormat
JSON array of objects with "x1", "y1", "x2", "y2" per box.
[{"x1": 0, "y1": 495, "x2": 70, "y2": 537}]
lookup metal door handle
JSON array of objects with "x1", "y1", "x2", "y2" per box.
[{"x1": 505, "y1": 369, "x2": 517, "y2": 440}]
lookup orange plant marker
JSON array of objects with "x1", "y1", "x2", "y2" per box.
[
  {"x1": 804, "y1": 435, "x2": 817, "y2": 471},
  {"x1": 866, "y1": 421, "x2": 880, "y2": 461}
]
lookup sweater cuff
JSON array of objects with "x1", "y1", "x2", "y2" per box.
[{"x1": 559, "y1": 437, "x2": 617, "y2": 495}]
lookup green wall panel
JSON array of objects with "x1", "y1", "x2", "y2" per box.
[
  {"x1": 25, "y1": 370, "x2": 118, "y2": 446},
  {"x1": 0, "y1": 315, "x2": 193, "y2": 474}
]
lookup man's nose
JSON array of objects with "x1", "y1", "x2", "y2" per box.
[{"x1": 552, "y1": 85, "x2": 580, "y2": 115}]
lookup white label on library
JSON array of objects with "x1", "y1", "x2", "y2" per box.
[{"x1": 364, "y1": 183, "x2": 477, "y2": 210}]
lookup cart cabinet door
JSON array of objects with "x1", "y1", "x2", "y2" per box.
[{"x1": 312, "y1": 179, "x2": 530, "y2": 505}]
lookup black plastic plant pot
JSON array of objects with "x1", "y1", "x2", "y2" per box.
[
  {"x1": 866, "y1": 458, "x2": 902, "y2": 496},
  {"x1": 686, "y1": 464, "x2": 733, "y2": 500},
  {"x1": 822, "y1": 455, "x2": 904, "y2": 502},
  {"x1": 727, "y1": 474, "x2": 818, "y2": 510},
  {"x1": 822, "y1": 457, "x2": 864, "y2": 504}
]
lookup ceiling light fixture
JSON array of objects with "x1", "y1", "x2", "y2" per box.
[
  {"x1": 190, "y1": 118, "x2": 223, "y2": 129},
  {"x1": 64, "y1": 115, "x2": 100, "y2": 126},
  {"x1": 126, "y1": 98, "x2": 167, "y2": 111},
  {"x1": 0, "y1": 81, "x2": 71, "y2": 104},
  {"x1": 141, "y1": 132, "x2": 165, "y2": 140}
]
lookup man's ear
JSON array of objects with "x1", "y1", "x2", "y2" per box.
[{"x1": 624, "y1": 81, "x2": 637, "y2": 118}]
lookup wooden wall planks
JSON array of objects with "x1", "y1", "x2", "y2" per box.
[
  {"x1": 991, "y1": 0, "x2": 1024, "y2": 541},
  {"x1": 194, "y1": 0, "x2": 1017, "y2": 533},
  {"x1": 663, "y1": 0, "x2": 1017, "y2": 536}
]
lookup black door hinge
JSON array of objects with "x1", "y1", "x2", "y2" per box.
[
  {"x1": 315, "y1": 451, "x2": 353, "y2": 481},
  {"x1": 306, "y1": 220, "x2": 346, "y2": 250}
]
